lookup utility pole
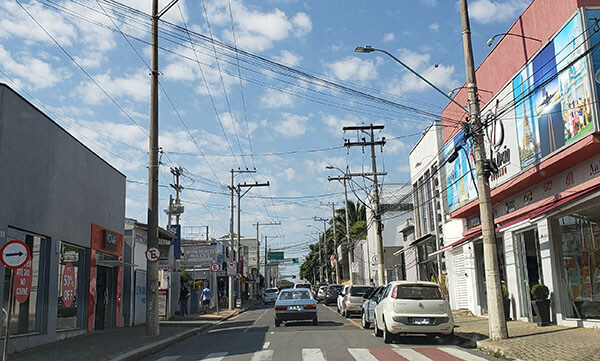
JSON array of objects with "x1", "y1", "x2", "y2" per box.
[
  {"x1": 146, "y1": 0, "x2": 180, "y2": 337},
  {"x1": 459, "y1": 0, "x2": 507, "y2": 340},
  {"x1": 343, "y1": 124, "x2": 386, "y2": 286},
  {"x1": 170, "y1": 167, "x2": 183, "y2": 226},
  {"x1": 328, "y1": 174, "x2": 354, "y2": 285},
  {"x1": 255, "y1": 222, "x2": 281, "y2": 297},
  {"x1": 330, "y1": 203, "x2": 340, "y2": 284},
  {"x1": 313, "y1": 217, "x2": 329, "y2": 283}
]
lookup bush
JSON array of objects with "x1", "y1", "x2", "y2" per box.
[
  {"x1": 502, "y1": 283, "x2": 509, "y2": 299},
  {"x1": 530, "y1": 284, "x2": 549, "y2": 301},
  {"x1": 439, "y1": 274, "x2": 449, "y2": 299}
]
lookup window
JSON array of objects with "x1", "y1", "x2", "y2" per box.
[
  {"x1": 57, "y1": 243, "x2": 85, "y2": 330},
  {"x1": 3, "y1": 229, "x2": 47, "y2": 335},
  {"x1": 349, "y1": 286, "x2": 373, "y2": 297},
  {"x1": 381, "y1": 284, "x2": 392, "y2": 299},
  {"x1": 395, "y1": 285, "x2": 443, "y2": 300}
]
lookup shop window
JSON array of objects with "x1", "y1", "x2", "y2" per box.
[
  {"x1": 417, "y1": 238, "x2": 438, "y2": 281},
  {"x1": 57, "y1": 243, "x2": 85, "y2": 330},
  {"x1": 555, "y1": 208, "x2": 600, "y2": 320},
  {"x1": 3, "y1": 229, "x2": 47, "y2": 335}
]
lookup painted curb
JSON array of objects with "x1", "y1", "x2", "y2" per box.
[{"x1": 108, "y1": 303, "x2": 259, "y2": 361}]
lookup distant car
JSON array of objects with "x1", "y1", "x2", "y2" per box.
[
  {"x1": 274, "y1": 288, "x2": 318, "y2": 327},
  {"x1": 361, "y1": 286, "x2": 385, "y2": 329},
  {"x1": 338, "y1": 285, "x2": 374, "y2": 318},
  {"x1": 324, "y1": 285, "x2": 343, "y2": 305},
  {"x1": 337, "y1": 285, "x2": 350, "y2": 314},
  {"x1": 263, "y1": 288, "x2": 279, "y2": 304},
  {"x1": 316, "y1": 286, "x2": 327, "y2": 302},
  {"x1": 373, "y1": 281, "x2": 454, "y2": 344},
  {"x1": 294, "y1": 282, "x2": 314, "y2": 296}
]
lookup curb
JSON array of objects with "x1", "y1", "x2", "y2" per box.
[
  {"x1": 453, "y1": 334, "x2": 524, "y2": 361},
  {"x1": 109, "y1": 303, "x2": 259, "y2": 361}
]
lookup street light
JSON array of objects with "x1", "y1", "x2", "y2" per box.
[
  {"x1": 355, "y1": 45, "x2": 468, "y2": 112},
  {"x1": 486, "y1": 33, "x2": 541, "y2": 47},
  {"x1": 448, "y1": 86, "x2": 493, "y2": 98}
]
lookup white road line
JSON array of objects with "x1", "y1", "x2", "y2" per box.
[
  {"x1": 156, "y1": 357, "x2": 180, "y2": 361},
  {"x1": 263, "y1": 342, "x2": 270, "y2": 349},
  {"x1": 302, "y1": 348, "x2": 326, "y2": 361},
  {"x1": 393, "y1": 348, "x2": 433, "y2": 361},
  {"x1": 199, "y1": 352, "x2": 228, "y2": 361},
  {"x1": 250, "y1": 350, "x2": 274, "y2": 361},
  {"x1": 439, "y1": 347, "x2": 489, "y2": 361},
  {"x1": 244, "y1": 309, "x2": 269, "y2": 333},
  {"x1": 347, "y1": 349, "x2": 378, "y2": 361}
]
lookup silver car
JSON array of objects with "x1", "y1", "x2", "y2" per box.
[
  {"x1": 263, "y1": 287, "x2": 279, "y2": 304},
  {"x1": 361, "y1": 285, "x2": 385, "y2": 329},
  {"x1": 338, "y1": 285, "x2": 374, "y2": 318},
  {"x1": 274, "y1": 288, "x2": 318, "y2": 327}
]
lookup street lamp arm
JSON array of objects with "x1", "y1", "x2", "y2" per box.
[
  {"x1": 355, "y1": 46, "x2": 469, "y2": 112},
  {"x1": 487, "y1": 32, "x2": 542, "y2": 47}
]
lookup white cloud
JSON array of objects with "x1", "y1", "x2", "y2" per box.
[
  {"x1": 0, "y1": 46, "x2": 66, "y2": 89},
  {"x1": 75, "y1": 70, "x2": 148, "y2": 105},
  {"x1": 292, "y1": 12, "x2": 312, "y2": 37},
  {"x1": 273, "y1": 50, "x2": 303, "y2": 66},
  {"x1": 429, "y1": 23, "x2": 440, "y2": 32},
  {"x1": 469, "y1": 0, "x2": 529, "y2": 24},
  {"x1": 324, "y1": 57, "x2": 378, "y2": 82},
  {"x1": 272, "y1": 113, "x2": 308, "y2": 138},
  {"x1": 282, "y1": 168, "x2": 296, "y2": 181},
  {"x1": 383, "y1": 33, "x2": 395, "y2": 42},
  {"x1": 261, "y1": 88, "x2": 295, "y2": 108}
]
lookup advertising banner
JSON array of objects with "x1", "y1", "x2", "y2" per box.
[
  {"x1": 182, "y1": 244, "x2": 217, "y2": 267},
  {"x1": 168, "y1": 224, "x2": 181, "y2": 259},
  {"x1": 445, "y1": 129, "x2": 477, "y2": 212}
]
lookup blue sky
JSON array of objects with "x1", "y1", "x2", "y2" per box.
[{"x1": 0, "y1": 0, "x2": 531, "y2": 279}]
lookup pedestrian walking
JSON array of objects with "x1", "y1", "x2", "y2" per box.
[
  {"x1": 201, "y1": 284, "x2": 212, "y2": 314},
  {"x1": 179, "y1": 285, "x2": 190, "y2": 317}
]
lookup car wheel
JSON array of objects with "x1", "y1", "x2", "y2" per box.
[
  {"x1": 274, "y1": 318, "x2": 281, "y2": 327},
  {"x1": 344, "y1": 308, "x2": 350, "y2": 318},
  {"x1": 382, "y1": 318, "x2": 394, "y2": 344},
  {"x1": 313, "y1": 316, "x2": 318, "y2": 326},
  {"x1": 361, "y1": 311, "x2": 370, "y2": 329},
  {"x1": 373, "y1": 314, "x2": 383, "y2": 337}
]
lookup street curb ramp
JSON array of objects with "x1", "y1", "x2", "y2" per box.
[{"x1": 108, "y1": 304, "x2": 257, "y2": 361}]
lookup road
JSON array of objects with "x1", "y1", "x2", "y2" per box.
[{"x1": 143, "y1": 304, "x2": 497, "y2": 361}]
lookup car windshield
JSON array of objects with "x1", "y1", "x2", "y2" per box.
[
  {"x1": 265, "y1": 289, "x2": 278, "y2": 293},
  {"x1": 319, "y1": 286, "x2": 327, "y2": 291},
  {"x1": 350, "y1": 286, "x2": 373, "y2": 297},
  {"x1": 329, "y1": 285, "x2": 343, "y2": 292},
  {"x1": 280, "y1": 290, "x2": 311, "y2": 300},
  {"x1": 295, "y1": 284, "x2": 311, "y2": 289},
  {"x1": 395, "y1": 285, "x2": 443, "y2": 300}
]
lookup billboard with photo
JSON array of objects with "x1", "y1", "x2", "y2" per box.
[{"x1": 445, "y1": 129, "x2": 477, "y2": 212}]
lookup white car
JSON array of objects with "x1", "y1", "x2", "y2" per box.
[
  {"x1": 263, "y1": 287, "x2": 279, "y2": 304},
  {"x1": 373, "y1": 281, "x2": 454, "y2": 344}
]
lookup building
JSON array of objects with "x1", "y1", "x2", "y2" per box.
[
  {"x1": 432, "y1": 0, "x2": 600, "y2": 327},
  {"x1": 0, "y1": 84, "x2": 126, "y2": 351}
]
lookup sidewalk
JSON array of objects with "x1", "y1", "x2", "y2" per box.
[
  {"x1": 8, "y1": 300, "x2": 260, "y2": 361},
  {"x1": 453, "y1": 311, "x2": 600, "y2": 361}
]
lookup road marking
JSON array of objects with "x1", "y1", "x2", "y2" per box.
[
  {"x1": 244, "y1": 311, "x2": 268, "y2": 333},
  {"x1": 263, "y1": 342, "x2": 270, "y2": 349},
  {"x1": 323, "y1": 305, "x2": 363, "y2": 329},
  {"x1": 438, "y1": 347, "x2": 489, "y2": 361},
  {"x1": 200, "y1": 352, "x2": 228, "y2": 361},
  {"x1": 348, "y1": 349, "x2": 379, "y2": 361},
  {"x1": 250, "y1": 350, "x2": 274, "y2": 361},
  {"x1": 302, "y1": 348, "x2": 326, "y2": 361},
  {"x1": 393, "y1": 348, "x2": 432, "y2": 361}
]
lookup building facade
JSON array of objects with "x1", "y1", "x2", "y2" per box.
[{"x1": 0, "y1": 84, "x2": 126, "y2": 351}]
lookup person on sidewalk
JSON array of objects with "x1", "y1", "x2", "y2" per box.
[
  {"x1": 201, "y1": 284, "x2": 212, "y2": 314},
  {"x1": 179, "y1": 285, "x2": 190, "y2": 317}
]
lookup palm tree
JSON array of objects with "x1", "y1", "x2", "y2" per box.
[{"x1": 334, "y1": 200, "x2": 366, "y2": 242}]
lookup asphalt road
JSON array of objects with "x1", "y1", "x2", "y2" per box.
[{"x1": 143, "y1": 304, "x2": 498, "y2": 361}]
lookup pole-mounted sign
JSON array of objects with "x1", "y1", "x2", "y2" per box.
[
  {"x1": 145, "y1": 247, "x2": 160, "y2": 262},
  {"x1": 210, "y1": 262, "x2": 220, "y2": 273},
  {"x1": 0, "y1": 240, "x2": 30, "y2": 269}
]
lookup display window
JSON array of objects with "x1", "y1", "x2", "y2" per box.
[
  {"x1": 554, "y1": 204, "x2": 600, "y2": 320},
  {"x1": 57, "y1": 243, "x2": 85, "y2": 330}
]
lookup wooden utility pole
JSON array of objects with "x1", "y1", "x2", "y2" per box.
[{"x1": 459, "y1": 0, "x2": 507, "y2": 340}]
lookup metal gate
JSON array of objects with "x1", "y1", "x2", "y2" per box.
[{"x1": 452, "y1": 247, "x2": 469, "y2": 309}]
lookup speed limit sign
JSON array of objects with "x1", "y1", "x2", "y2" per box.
[{"x1": 210, "y1": 262, "x2": 220, "y2": 272}]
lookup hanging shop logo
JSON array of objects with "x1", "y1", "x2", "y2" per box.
[
  {"x1": 590, "y1": 160, "x2": 600, "y2": 176},
  {"x1": 523, "y1": 191, "x2": 533, "y2": 205},
  {"x1": 102, "y1": 230, "x2": 118, "y2": 252}
]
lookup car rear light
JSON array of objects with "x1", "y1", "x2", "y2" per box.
[
  {"x1": 274, "y1": 305, "x2": 286, "y2": 310},
  {"x1": 326, "y1": 290, "x2": 331, "y2": 295},
  {"x1": 391, "y1": 285, "x2": 398, "y2": 299},
  {"x1": 305, "y1": 304, "x2": 316, "y2": 309}
]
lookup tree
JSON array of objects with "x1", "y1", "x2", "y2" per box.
[{"x1": 277, "y1": 279, "x2": 294, "y2": 289}]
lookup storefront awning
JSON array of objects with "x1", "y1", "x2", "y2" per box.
[
  {"x1": 429, "y1": 230, "x2": 482, "y2": 257},
  {"x1": 407, "y1": 233, "x2": 435, "y2": 247},
  {"x1": 96, "y1": 259, "x2": 136, "y2": 267}
]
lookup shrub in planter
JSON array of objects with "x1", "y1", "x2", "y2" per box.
[{"x1": 530, "y1": 284, "x2": 551, "y2": 326}]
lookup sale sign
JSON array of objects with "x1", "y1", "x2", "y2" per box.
[
  {"x1": 14, "y1": 259, "x2": 33, "y2": 304},
  {"x1": 62, "y1": 262, "x2": 76, "y2": 308}
]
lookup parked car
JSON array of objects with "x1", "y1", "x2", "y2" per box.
[
  {"x1": 316, "y1": 286, "x2": 327, "y2": 302},
  {"x1": 263, "y1": 287, "x2": 279, "y2": 304},
  {"x1": 373, "y1": 281, "x2": 454, "y2": 344},
  {"x1": 324, "y1": 284, "x2": 343, "y2": 305},
  {"x1": 361, "y1": 286, "x2": 385, "y2": 329},
  {"x1": 337, "y1": 285, "x2": 349, "y2": 314},
  {"x1": 274, "y1": 288, "x2": 318, "y2": 327},
  {"x1": 338, "y1": 285, "x2": 374, "y2": 317}
]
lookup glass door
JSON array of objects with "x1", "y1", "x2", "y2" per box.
[{"x1": 514, "y1": 228, "x2": 542, "y2": 321}]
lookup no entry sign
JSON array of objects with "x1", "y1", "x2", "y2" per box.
[
  {"x1": 0, "y1": 240, "x2": 30, "y2": 269},
  {"x1": 14, "y1": 259, "x2": 33, "y2": 304},
  {"x1": 62, "y1": 262, "x2": 76, "y2": 308}
]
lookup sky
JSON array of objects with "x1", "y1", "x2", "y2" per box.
[{"x1": 0, "y1": 0, "x2": 532, "y2": 279}]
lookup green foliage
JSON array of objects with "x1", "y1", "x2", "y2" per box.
[
  {"x1": 502, "y1": 283, "x2": 509, "y2": 299},
  {"x1": 530, "y1": 284, "x2": 549, "y2": 301},
  {"x1": 179, "y1": 268, "x2": 192, "y2": 284},
  {"x1": 350, "y1": 220, "x2": 367, "y2": 241},
  {"x1": 277, "y1": 279, "x2": 294, "y2": 289},
  {"x1": 439, "y1": 274, "x2": 448, "y2": 298}
]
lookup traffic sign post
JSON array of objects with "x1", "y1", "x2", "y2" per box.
[
  {"x1": 145, "y1": 247, "x2": 160, "y2": 262},
  {"x1": 1, "y1": 240, "x2": 31, "y2": 361},
  {"x1": 210, "y1": 262, "x2": 220, "y2": 273}
]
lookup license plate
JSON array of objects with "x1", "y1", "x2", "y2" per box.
[
  {"x1": 412, "y1": 318, "x2": 430, "y2": 325},
  {"x1": 288, "y1": 305, "x2": 304, "y2": 311}
]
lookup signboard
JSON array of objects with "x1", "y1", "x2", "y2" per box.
[
  {"x1": 351, "y1": 262, "x2": 359, "y2": 273},
  {"x1": 235, "y1": 298, "x2": 242, "y2": 308},
  {"x1": 268, "y1": 251, "x2": 284, "y2": 260},
  {"x1": 146, "y1": 247, "x2": 160, "y2": 262},
  {"x1": 227, "y1": 261, "x2": 237, "y2": 271},
  {"x1": 0, "y1": 240, "x2": 30, "y2": 269},
  {"x1": 158, "y1": 289, "x2": 167, "y2": 317},
  {"x1": 167, "y1": 224, "x2": 181, "y2": 259},
  {"x1": 371, "y1": 255, "x2": 378, "y2": 265},
  {"x1": 14, "y1": 259, "x2": 33, "y2": 304},
  {"x1": 210, "y1": 262, "x2": 220, "y2": 272},
  {"x1": 182, "y1": 245, "x2": 217, "y2": 267},
  {"x1": 61, "y1": 262, "x2": 76, "y2": 308},
  {"x1": 102, "y1": 230, "x2": 118, "y2": 252}
]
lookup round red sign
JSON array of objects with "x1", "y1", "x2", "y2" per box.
[
  {"x1": 13, "y1": 259, "x2": 33, "y2": 304},
  {"x1": 62, "y1": 262, "x2": 76, "y2": 308}
]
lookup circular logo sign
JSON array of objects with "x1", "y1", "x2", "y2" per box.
[
  {"x1": 227, "y1": 261, "x2": 237, "y2": 271},
  {"x1": 145, "y1": 247, "x2": 160, "y2": 262},
  {"x1": 62, "y1": 262, "x2": 76, "y2": 308},
  {"x1": 235, "y1": 273, "x2": 242, "y2": 280},
  {"x1": 14, "y1": 259, "x2": 33, "y2": 304},
  {"x1": 1, "y1": 240, "x2": 30, "y2": 269},
  {"x1": 210, "y1": 262, "x2": 220, "y2": 272}
]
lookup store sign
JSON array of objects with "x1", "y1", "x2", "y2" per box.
[
  {"x1": 62, "y1": 262, "x2": 76, "y2": 308},
  {"x1": 158, "y1": 289, "x2": 167, "y2": 317},
  {"x1": 14, "y1": 259, "x2": 32, "y2": 304},
  {"x1": 182, "y1": 245, "x2": 216, "y2": 267},
  {"x1": 102, "y1": 230, "x2": 118, "y2": 252}
]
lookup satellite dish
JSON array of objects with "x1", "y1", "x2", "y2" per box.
[{"x1": 595, "y1": 69, "x2": 600, "y2": 84}]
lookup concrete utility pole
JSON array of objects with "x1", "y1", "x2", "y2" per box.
[
  {"x1": 146, "y1": 0, "x2": 179, "y2": 337},
  {"x1": 170, "y1": 167, "x2": 183, "y2": 226},
  {"x1": 313, "y1": 217, "x2": 329, "y2": 283},
  {"x1": 327, "y1": 174, "x2": 354, "y2": 285},
  {"x1": 459, "y1": 0, "x2": 507, "y2": 340},
  {"x1": 255, "y1": 222, "x2": 281, "y2": 296},
  {"x1": 330, "y1": 203, "x2": 340, "y2": 284},
  {"x1": 343, "y1": 125, "x2": 387, "y2": 286}
]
